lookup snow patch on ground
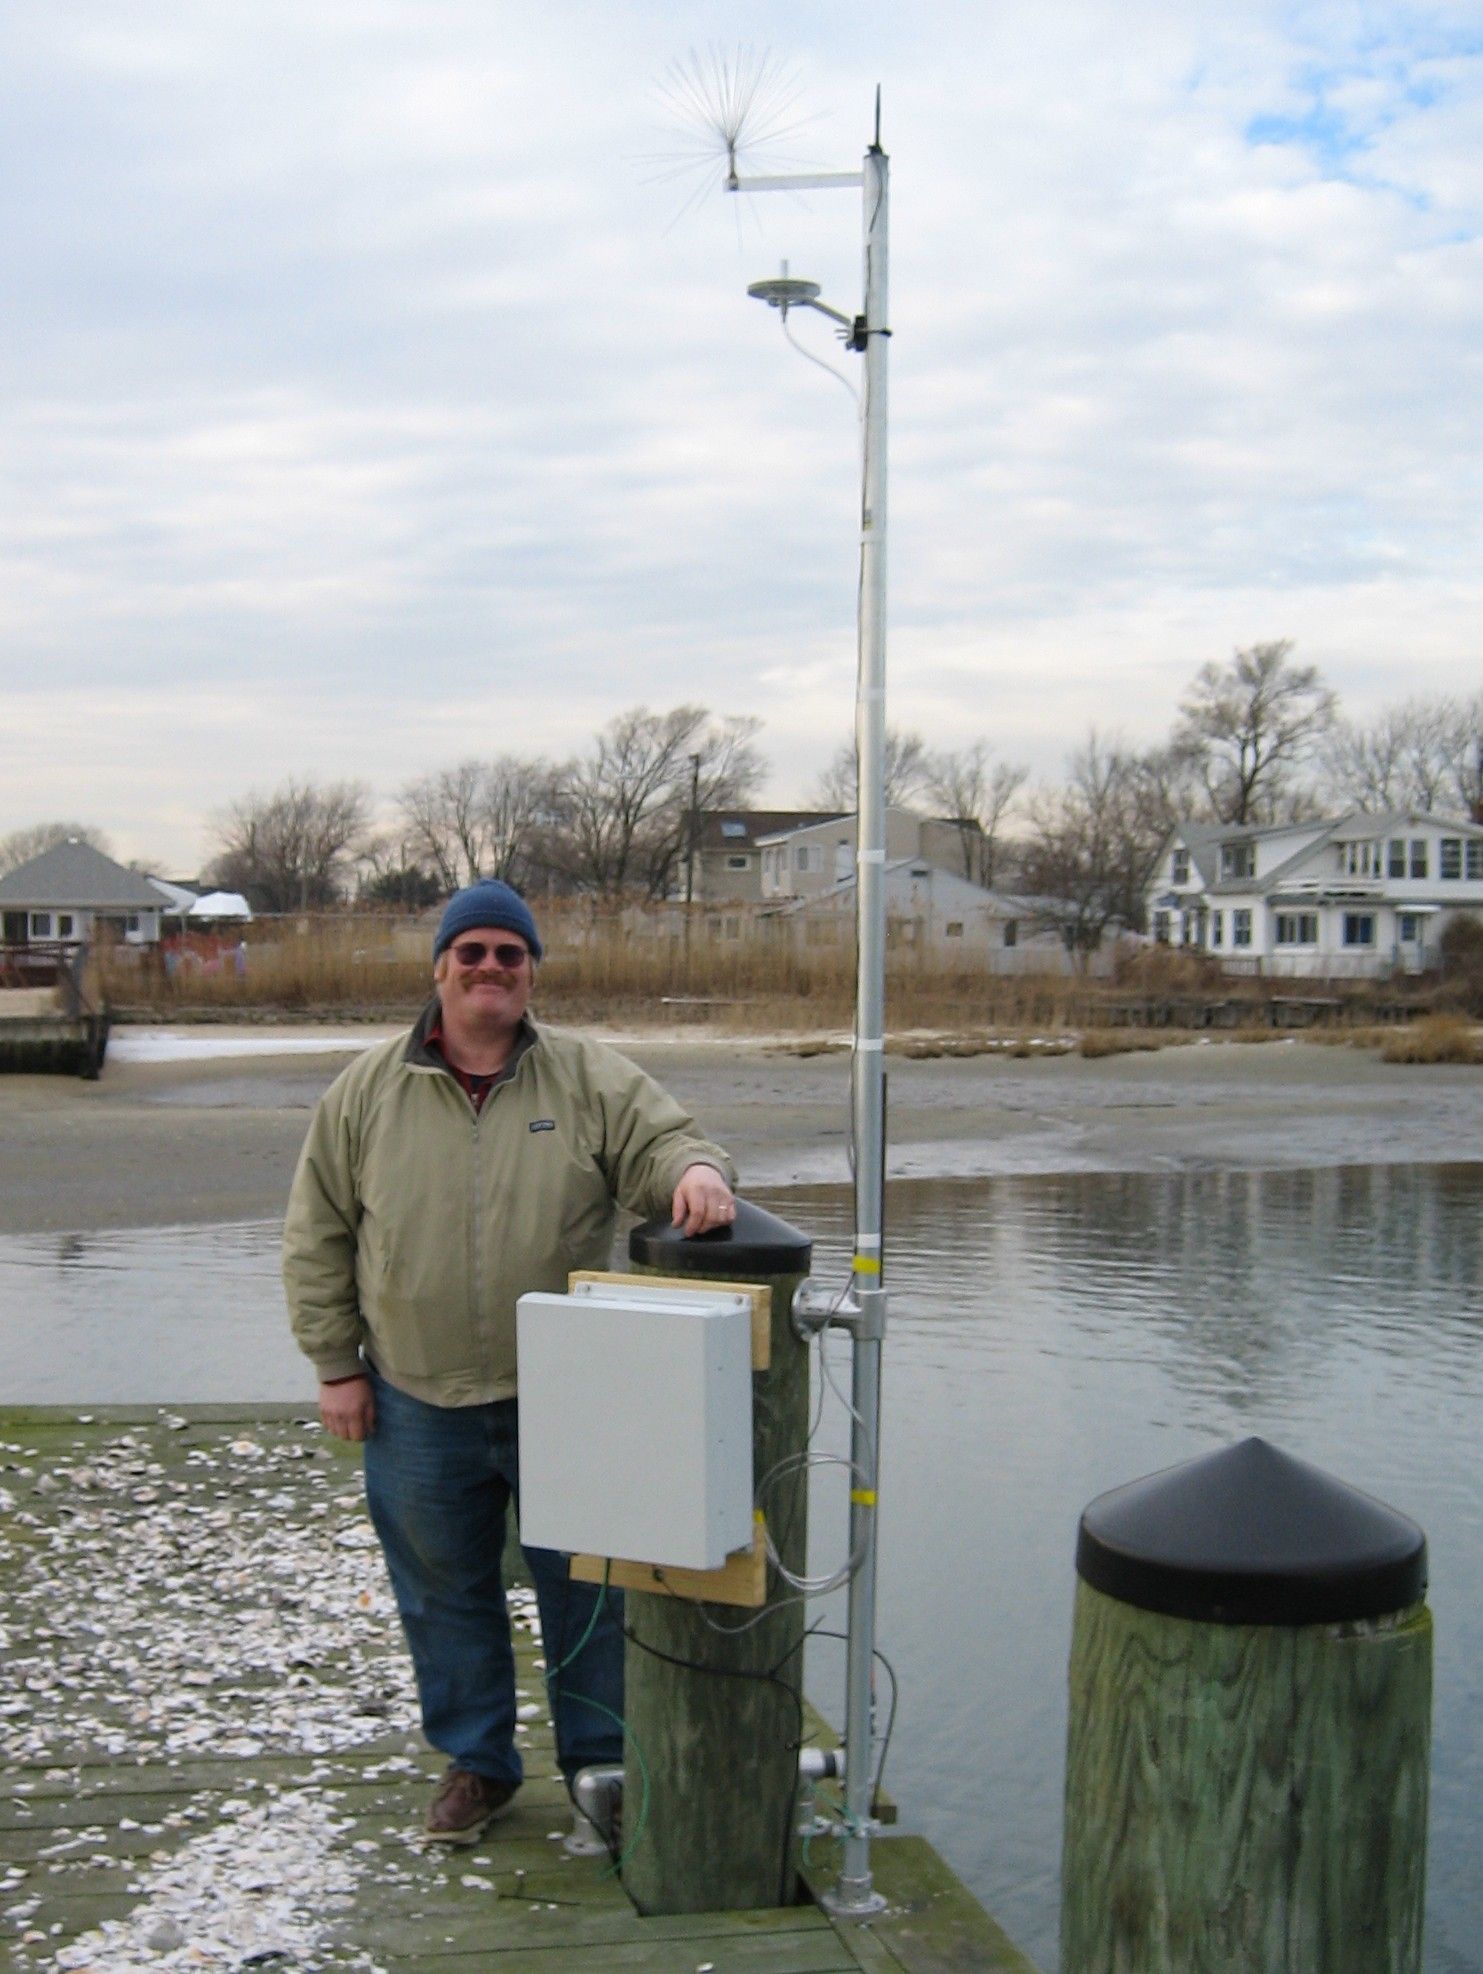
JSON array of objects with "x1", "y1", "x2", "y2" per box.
[{"x1": 110, "y1": 1031, "x2": 391, "y2": 1064}]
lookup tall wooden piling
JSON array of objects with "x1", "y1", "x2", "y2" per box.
[
  {"x1": 619, "y1": 1200, "x2": 813, "y2": 1916},
  {"x1": 1060, "y1": 1438, "x2": 1432, "y2": 1973}
]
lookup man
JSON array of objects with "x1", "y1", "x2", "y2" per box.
[{"x1": 283, "y1": 878, "x2": 735, "y2": 1843}]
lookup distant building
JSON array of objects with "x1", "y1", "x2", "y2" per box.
[
  {"x1": 1148, "y1": 812, "x2": 1483, "y2": 976},
  {"x1": 764, "y1": 858, "x2": 1099, "y2": 971},
  {"x1": 676, "y1": 811, "x2": 845, "y2": 905},
  {"x1": 756, "y1": 808, "x2": 975, "y2": 902},
  {"x1": 147, "y1": 877, "x2": 201, "y2": 918},
  {"x1": 0, "y1": 840, "x2": 166, "y2": 948}
]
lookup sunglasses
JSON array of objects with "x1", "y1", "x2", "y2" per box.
[{"x1": 450, "y1": 939, "x2": 530, "y2": 969}]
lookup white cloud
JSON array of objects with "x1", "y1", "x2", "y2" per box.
[{"x1": 1, "y1": 1, "x2": 1480, "y2": 869}]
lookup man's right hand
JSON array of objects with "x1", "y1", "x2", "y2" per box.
[{"x1": 319, "y1": 1374, "x2": 375, "y2": 1441}]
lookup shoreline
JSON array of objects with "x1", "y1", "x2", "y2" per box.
[{"x1": 0, "y1": 1027, "x2": 1477, "y2": 1236}]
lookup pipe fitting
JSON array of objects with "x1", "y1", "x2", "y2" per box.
[
  {"x1": 798, "y1": 1747, "x2": 845, "y2": 1784},
  {"x1": 564, "y1": 1765, "x2": 624, "y2": 1858},
  {"x1": 791, "y1": 1280, "x2": 864, "y2": 1341}
]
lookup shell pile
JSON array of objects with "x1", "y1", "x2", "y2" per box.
[{"x1": 1, "y1": 1417, "x2": 550, "y2": 1971}]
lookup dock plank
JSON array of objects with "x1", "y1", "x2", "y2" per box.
[
  {"x1": 802, "y1": 1837, "x2": 1041, "y2": 1973},
  {"x1": 2, "y1": 1404, "x2": 1034, "y2": 1972}
]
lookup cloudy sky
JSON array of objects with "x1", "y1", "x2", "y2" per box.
[{"x1": 3, "y1": 1, "x2": 1480, "y2": 872}]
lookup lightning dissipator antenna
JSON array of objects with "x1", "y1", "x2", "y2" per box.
[{"x1": 636, "y1": 45, "x2": 819, "y2": 229}]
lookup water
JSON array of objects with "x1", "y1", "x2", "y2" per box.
[
  {"x1": 1, "y1": 1164, "x2": 1479, "y2": 1969},
  {"x1": 772, "y1": 1167, "x2": 1483, "y2": 1974},
  {"x1": 0, "y1": 1219, "x2": 304, "y2": 1402}
]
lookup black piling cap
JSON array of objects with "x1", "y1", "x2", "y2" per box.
[
  {"x1": 1076, "y1": 1438, "x2": 1427, "y2": 1626},
  {"x1": 629, "y1": 1197, "x2": 812, "y2": 1277}
]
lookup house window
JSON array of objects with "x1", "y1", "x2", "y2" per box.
[
  {"x1": 57, "y1": 914, "x2": 74, "y2": 937},
  {"x1": 726, "y1": 855, "x2": 749, "y2": 870},
  {"x1": 1210, "y1": 911, "x2": 1223, "y2": 947},
  {"x1": 1398, "y1": 914, "x2": 1423, "y2": 942},
  {"x1": 795, "y1": 847, "x2": 811, "y2": 872},
  {"x1": 1388, "y1": 839, "x2": 1406, "y2": 878},
  {"x1": 1410, "y1": 841, "x2": 1428, "y2": 879},
  {"x1": 1152, "y1": 912, "x2": 1169, "y2": 944},
  {"x1": 29, "y1": 912, "x2": 52, "y2": 938},
  {"x1": 722, "y1": 915, "x2": 741, "y2": 941},
  {"x1": 1171, "y1": 848, "x2": 1190, "y2": 883},
  {"x1": 1275, "y1": 912, "x2": 1318, "y2": 946},
  {"x1": 1232, "y1": 910, "x2": 1252, "y2": 948},
  {"x1": 1468, "y1": 841, "x2": 1483, "y2": 880},
  {"x1": 127, "y1": 915, "x2": 140, "y2": 933},
  {"x1": 720, "y1": 820, "x2": 747, "y2": 838},
  {"x1": 1343, "y1": 913, "x2": 1375, "y2": 947},
  {"x1": 1220, "y1": 842, "x2": 1255, "y2": 880},
  {"x1": 1440, "y1": 839, "x2": 1462, "y2": 880},
  {"x1": 945, "y1": 921, "x2": 964, "y2": 938},
  {"x1": 1338, "y1": 840, "x2": 1379, "y2": 878},
  {"x1": 1003, "y1": 920, "x2": 1019, "y2": 947}
]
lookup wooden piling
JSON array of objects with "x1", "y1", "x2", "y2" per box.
[
  {"x1": 1060, "y1": 1438, "x2": 1432, "y2": 1974},
  {"x1": 618, "y1": 1201, "x2": 814, "y2": 1916}
]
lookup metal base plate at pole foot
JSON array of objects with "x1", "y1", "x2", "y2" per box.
[{"x1": 818, "y1": 1873, "x2": 889, "y2": 1921}]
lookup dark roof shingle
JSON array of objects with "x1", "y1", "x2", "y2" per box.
[{"x1": 0, "y1": 840, "x2": 167, "y2": 910}]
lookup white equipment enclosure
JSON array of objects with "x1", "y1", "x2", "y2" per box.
[{"x1": 516, "y1": 1280, "x2": 754, "y2": 1572}]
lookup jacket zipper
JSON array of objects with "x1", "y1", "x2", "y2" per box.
[{"x1": 468, "y1": 1101, "x2": 481, "y2": 1353}]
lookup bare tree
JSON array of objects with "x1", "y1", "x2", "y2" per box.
[
  {"x1": 206, "y1": 778, "x2": 373, "y2": 912},
  {"x1": 482, "y1": 756, "x2": 560, "y2": 894},
  {"x1": 1016, "y1": 734, "x2": 1172, "y2": 956},
  {"x1": 1324, "y1": 698, "x2": 1453, "y2": 814},
  {"x1": 398, "y1": 762, "x2": 487, "y2": 891},
  {"x1": 355, "y1": 831, "x2": 442, "y2": 908},
  {"x1": 1323, "y1": 690, "x2": 1483, "y2": 818},
  {"x1": 922, "y1": 743, "x2": 1027, "y2": 886},
  {"x1": 397, "y1": 756, "x2": 555, "y2": 895},
  {"x1": 813, "y1": 728, "x2": 928, "y2": 810},
  {"x1": 1437, "y1": 690, "x2": 1483, "y2": 819},
  {"x1": 1126, "y1": 740, "x2": 1207, "y2": 847},
  {"x1": 636, "y1": 714, "x2": 766, "y2": 899},
  {"x1": 1173, "y1": 640, "x2": 1336, "y2": 825},
  {"x1": 548, "y1": 706, "x2": 765, "y2": 901},
  {"x1": 0, "y1": 821, "x2": 111, "y2": 875}
]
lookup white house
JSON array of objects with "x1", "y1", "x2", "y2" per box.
[
  {"x1": 1148, "y1": 813, "x2": 1483, "y2": 976},
  {"x1": 766, "y1": 858, "x2": 1098, "y2": 971},
  {"x1": 0, "y1": 840, "x2": 167, "y2": 949}
]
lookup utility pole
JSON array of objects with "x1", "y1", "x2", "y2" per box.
[{"x1": 684, "y1": 750, "x2": 702, "y2": 961}]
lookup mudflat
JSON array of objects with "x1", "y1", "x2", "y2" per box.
[{"x1": 0, "y1": 1024, "x2": 1477, "y2": 1236}]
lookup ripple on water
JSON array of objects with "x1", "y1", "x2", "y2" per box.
[{"x1": 1, "y1": 1167, "x2": 1479, "y2": 1971}]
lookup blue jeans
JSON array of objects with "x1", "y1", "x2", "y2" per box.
[{"x1": 362, "y1": 1367, "x2": 625, "y2": 1788}]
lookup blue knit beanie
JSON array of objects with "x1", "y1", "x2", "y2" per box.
[{"x1": 433, "y1": 880, "x2": 543, "y2": 963}]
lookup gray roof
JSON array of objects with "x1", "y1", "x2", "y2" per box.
[
  {"x1": 0, "y1": 840, "x2": 167, "y2": 910},
  {"x1": 697, "y1": 809, "x2": 843, "y2": 851}
]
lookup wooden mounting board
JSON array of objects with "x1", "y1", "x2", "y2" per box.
[
  {"x1": 566, "y1": 1268, "x2": 772, "y2": 1370},
  {"x1": 570, "y1": 1512, "x2": 768, "y2": 1609}
]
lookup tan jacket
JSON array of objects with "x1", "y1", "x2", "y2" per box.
[{"x1": 282, "y1": 1007, "x2": 733, "y2": 1405}]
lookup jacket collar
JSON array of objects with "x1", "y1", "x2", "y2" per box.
[{"x1": 404, "y1": 995, "x2": 539, "y2": 1084}]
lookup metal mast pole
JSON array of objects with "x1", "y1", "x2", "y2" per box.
[
  {"x1": 834, "y1": 122, "x2": 889, "y2": 1923},
  {"x1": 729, "y1": 98, "x2": 891, "y2": 1920}
]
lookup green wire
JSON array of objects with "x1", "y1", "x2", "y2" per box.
[
  {"x1": 542, "y1": 1563, "x2": 651, "y2": 1873},
  {"x1": 544, "y1": 1563, "x2": 610, "y2": 1679},
  {"x1": 565, "y1": 1690, "x2": 652, "y2": 1874}
]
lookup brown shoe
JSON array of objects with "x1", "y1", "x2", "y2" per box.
[{"x1": 424, "y1": 1767, "x2": 518, "y2": 1844}]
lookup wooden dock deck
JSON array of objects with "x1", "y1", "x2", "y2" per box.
[{"x1": 1, "y1": 1405, "x2": 1038, "y2": 1972}]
